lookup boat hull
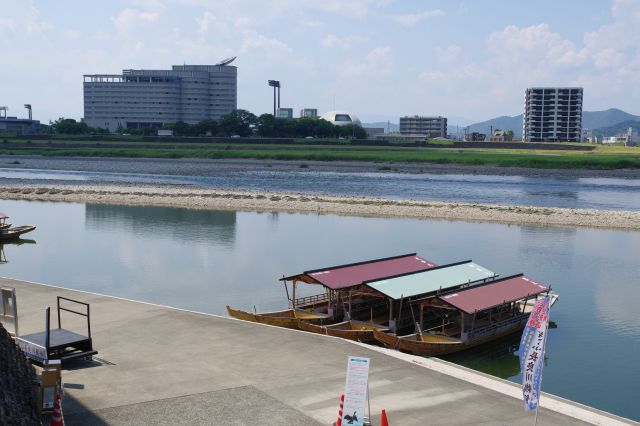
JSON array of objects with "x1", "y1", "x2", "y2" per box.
[
  {"x1": 373, "y1": 319, "x2": 528, "y2": 356},
  {"x1": 298, "y1": 320, "x2": 326, "y2": 335},
  {"x1": 325, "y1": 321, "x2": 387, "y2": 343},
  {"x1": 226, "y1": 306, "x2": 329, "y2": 330},
  {"x1": 0, "y1": 225, "x2": 36, "y2": 241}
]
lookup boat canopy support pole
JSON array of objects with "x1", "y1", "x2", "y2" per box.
[{"x1": 292, "y1": 280, "x2": 297, "y2": 309}]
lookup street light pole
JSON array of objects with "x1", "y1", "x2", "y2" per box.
[{"x1": 268, "y1": 80, "x2": 280, "y2": 117}]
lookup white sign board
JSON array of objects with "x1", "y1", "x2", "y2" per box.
[{"x1": 342, "y1": 356, "x2": 370, "y2": 426}]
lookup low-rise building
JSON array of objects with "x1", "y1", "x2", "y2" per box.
[
  {"x1": 399, "y1": 115, "x2": 447, "y2": 138},
  {"x1": 300, "y1": 108, "x2": 318, "y2": 118},
  {"x1": 486, "y1": 129, "x2": 514, "y2": 142},
  {"x1": 277, "y1": 108, "x2": 294, "y2": 119},
  {"x1": 364, "y1": 127, "x2": 384, "y2": 139},
  {"x1": 465, "y1": 132, "x2": 486, "y2": 142},
  {"x1": 0, "y1": 117, "x2": 41, "y2": 134}
]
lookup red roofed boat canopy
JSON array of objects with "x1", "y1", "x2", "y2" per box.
[
  {"x1": 281, "y1": 253, "x2": 437, "y2": 291},
  {"x1": 436, "y1": 274, "x2": 551, "y2": 314}
]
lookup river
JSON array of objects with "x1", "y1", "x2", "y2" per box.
[{"x1": 0, "y1": 199, "x2": 638, "y2": 420}]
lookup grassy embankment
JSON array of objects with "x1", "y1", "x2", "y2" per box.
[{"x1": 1, "y1": 138, "x2": 639, "y2": 169}]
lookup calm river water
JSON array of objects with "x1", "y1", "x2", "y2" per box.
[{"x1": 1, "y1": 199, "x2": 638, "y2": 420}]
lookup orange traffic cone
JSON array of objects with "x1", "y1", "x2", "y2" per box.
[
  {"x1": 50, "y1": 393, "x2": 63, "y2": 426},
  {"x1": 334, "y1": 393, "x2": 344, "y2": 426},
  {"x1": 381, "y1": 408, "x2": 389, "y2": 426}
]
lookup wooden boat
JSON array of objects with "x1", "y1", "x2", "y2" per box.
[
  {"x1": 0, "y1": 225, "x2": 36, "y2": 241},
  {"x1": 226, "y1": 305, "x2": 329, "y2": 330},
  {"x1": 373, "y1": 323, "x2": 523, "y2": 356},
  {"x1": 324, "y1": 320, "x2": 388, "y2": 343},
  {"x1": 297, "y1": 319, "x2": 388, "y2": 343},
  {"x1": 374, "y1": 274, "x2": 557, "y2": 356}
]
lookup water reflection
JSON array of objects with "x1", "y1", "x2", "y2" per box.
[
  {"x1": 443, "y1": 334, "x2": 522, "y2": 378},
  {"x1": 85, "y1": 204, "x2": 236, "y2": 246},
  {"x1": 0, "y1": 239, "x2": 36, "y2": 264}
]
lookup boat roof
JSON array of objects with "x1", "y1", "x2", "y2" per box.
[
  {"x1": 364, "y1": 260, "x2": 496, "y2": 300},
  {"x1": 437, "y1": 274, "x2": 550, "y2": 314},
  {"x1": 0, "y1": 212, "x2": 7, "y2": 219},
  {"x1": 280, "y1": 253, "x2": 437, "y2": 290}
]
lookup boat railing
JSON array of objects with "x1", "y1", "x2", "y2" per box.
[
  {"x1": 292, "y1": 293, "x2": 329, "y2": 308},
  {"x1": 468, "y1": 313, "x2": 528, "y2": 340}
]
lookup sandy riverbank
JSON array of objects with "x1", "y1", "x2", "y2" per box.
[{"x1": 1, "y1": 182, "x2": 639, "y2": 231}]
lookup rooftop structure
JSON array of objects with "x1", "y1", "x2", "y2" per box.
[
  {"x1": 282, "y1": 253, "x2": 436, "y2": 291},
  {"x1": 276, "y1": 108, "x2": 293, "y2": 119},
  {"x1": 364, "y1": 260, "x2": 496, "y2": 300},
  {"x1": 300, "y1": 108, "x2": 318, "y2": 118},
  {"x1": 523, "y1": 87, "x2": 583, "y2": 142},
  {"x1": 437, "y1": 274, "x2": 549, "y2": 314},
  {"x1": 320, "y1": 110, "x2": 362, "y2": 127},
  {"x1": 83, "y1": 60, "x2": 238, "y2": 132}
]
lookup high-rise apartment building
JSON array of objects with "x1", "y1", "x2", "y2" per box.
[
  {"x1": 523, "y1": 87, "x2": 583, "y2": 142},
  {"x1": 399, "y1": 116, "x2": 447, "y2": 138},
  {"x1": 83, "y1": 60, "x2": 237, "y2": 132}
]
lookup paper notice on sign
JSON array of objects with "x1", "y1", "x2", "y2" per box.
[{"x1": 342, "y1": 356, "x2": 370, "y2": 426}]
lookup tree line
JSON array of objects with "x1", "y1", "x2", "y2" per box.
[{"x1": 49, "y1": 109, "x2": 367, "y2": 139}]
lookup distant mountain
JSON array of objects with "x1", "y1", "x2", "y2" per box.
[
  {"x1": 582, "y1": 109, "x2": 640, "y2": 130},
  {"x1": 468, "y1": 115, "x2": 524, "y2": 137},
  {"x1": 468, "y1": 108, "x2": 640, "y2": 139},
  {"x1": 362, "y1": 122, "x2": 399, "y2": 132},
  {"x1": 592, "y1": 120, "x2": 640, "y2": 138}
]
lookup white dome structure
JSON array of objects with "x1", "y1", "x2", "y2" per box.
[{"x1": 320, "y1": 110, "x2": 362, "y2": 126}]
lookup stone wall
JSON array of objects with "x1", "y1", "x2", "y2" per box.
[{"x1": 0, "y1": 323, "x2": 39, "y2": 425}]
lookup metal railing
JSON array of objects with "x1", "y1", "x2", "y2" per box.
[
  {"x1": 292, "y1": 293, "x2": 329, "y2": 308},
  {"x1": 468, "y1": 314, "x2": 528, "y2": 340}
]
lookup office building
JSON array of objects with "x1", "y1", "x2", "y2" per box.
[
  {"x1": 523, "y1": 87, "x2": 583, "y2": 142},
  {"x1": 300, "y1": 108, "x2": 318, "y2": 118},
  {"x1": 83, "y1": 59, "x2": 237, "y2": 132},
  {"x1": 399, "y1": 116, "x2": 447, "y2": 138},
  {"x1": 277, "y1": 108, "x2": 294, "y2": 119}
]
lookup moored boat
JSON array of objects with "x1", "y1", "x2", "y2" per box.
[
  {"x1": 0, "y1": 225, "x2": 36, "y2": 240},
  {"x1": 226, "y1": 305, "x2": 329, "y2": 329},
  {"x1": 374, "y1": 274, "x2": 557, "y2": 356},
  {"x1": 324, "y1": 320, "x2": 388, "y2": 343}
]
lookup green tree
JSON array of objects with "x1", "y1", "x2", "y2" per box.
[
  {"x1": 52, "y1": 118, "x2": 91, "y2": 135},
  {"x1": 192, "y1": 119, "x2": 218, "y2": 136},
  {"x1": 219, "y1": 109, "x2": 258, "y2": 137}
]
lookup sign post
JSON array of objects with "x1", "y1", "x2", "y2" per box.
[
  {"x1": 520, "y1": 297, "x2": 551, "y2": 424},
  {"x1": 342, "y1": 356, "x2": 370, "y2": 426}
]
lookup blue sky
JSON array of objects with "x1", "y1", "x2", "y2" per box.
[{"x1": 1, "y1": 0, "x2": 639, "y2": 125}]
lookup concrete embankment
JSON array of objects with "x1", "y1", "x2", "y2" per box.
[
  {"x1": 3, "y1": 277, "x2": 635, "y2": 426},
  {"x1": 2, "y1": 183, "x2": 640, "y2": 231}
]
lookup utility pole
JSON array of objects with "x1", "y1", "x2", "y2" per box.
[{"x1": 24, "y1": 104, "x2": 32, "y2": 120}]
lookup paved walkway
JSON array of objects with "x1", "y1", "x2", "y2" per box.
[{"x1": 3, "y1": 277, "x2": 634, "y2": 425}]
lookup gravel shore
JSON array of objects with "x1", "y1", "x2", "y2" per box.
[{"x1": 1, "y1": 182, "x2": 639, "y2": 231}]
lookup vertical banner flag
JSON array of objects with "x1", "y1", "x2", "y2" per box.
[
  {"x1": 342, "y1": 356, "x2": 370, "y2": 426},
  {"x1": 520, "y1": 297, "x2": 551, "y2": 411}
]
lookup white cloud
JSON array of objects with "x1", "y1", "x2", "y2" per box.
[
  {"x1": 436, "y1": 44, "x2": 461, "y2": 64},
  {"x1": 321, "y1": 34, "x2": 367, "y2": 49},
  {"x1": 393, "y1": 9, "x2": 444, "y2": 26},
  {"x1": 0, "y1": 18, "x2": 16, "y2": 32},
  {"x1": 336, "y1": 46, "x2": 393, "y2": 78},
  {"x1": 113, "y1": 8, "x2": 161, "y2": 36}
]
